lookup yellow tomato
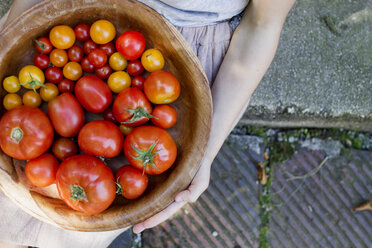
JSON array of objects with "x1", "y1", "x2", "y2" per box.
[
  {"x1": 63, "y1": 62, "x2": 83, "y2": 81},
  {"x1": 107, "y1": 71, "x2": 131, "y2": 93},
  {"x1": 3, "y1": 93, "x2": 22, "y2": 110},
  {"x1": 18, "y1": 65, "x2": 45, "y2": 92},
  {"x1": 49, "y1": 25, "x2": 76, "y2": 49},
  {"x1": 109, "y1": 52, "x2": 127, "y2": 71},
  {"x1": 141, "y1": 48, "x2": 165, "y2": 72},
  {"x1": 3, "y1": 75, "x2": 20, "y2": 93},
  {"x1": 40, "y1": 83, "x2": 59, "y2": 102},
  {"x1": 119, "y1": 124, "x2": 133, "y2": 136},
  {"x1": 23, "y1": 91, "x2": 42, "y2": 107},
  {"x1": 50, "y1": 49, "x2": 68, "y2": 67},
  {"x1": 90, "y1": 20, "x2": 116, "y2": 44}
]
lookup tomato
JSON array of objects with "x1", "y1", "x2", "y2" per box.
[
  {"x1": 83, "y1": 40, "x2": 98, "y2": 55},
  {"x1": 141, "y1": 49, "x2": 165, "y2": 72},
  {"x1": 68, "y1": 45, "x2": 84, "y2": 62},
  {"x1": 49, "y1": 25, "x2": 76, "y2": 49},
  {"x1": 100, "y1": 42, "x2": 115, "y2": 57},
  {"x1": 35, "y1": 37, "x2": 53, "y2": 54},
  {"x1": 127, "y1": 60, "x2": 144, "y2": 77},
  {"x1": 151, "y1": 105, "x2": 177, "y2": 129},
  {"x1": 90, "y1": 20, "x2": 116, "y2": 45},
  {"x1": 131, "y1": 76, "x2": 145, "y2": 90},
  {"x1": 56, "y1": 154, "x2": 116, "y2": 215},
  {"x1": 112, "y1": 87, "x2": 153, "y2": 127},
  {"x1": 0, "y1": 106, "x2": 54, "y2": 160},
  {"x1": 144, "y1": 70, "x2": 180, "y2": 104},
  {"x1": 40, "y1": 83, "x2": 59, "y2": 102},
  {"x1": 50, "y1": 49, "x2": 68, "y2": 67},
  {"x1": 45, "y1": 66, "x2": 63, "y2": 84},
  {"x1": 52, "y1": 137, "x2": 78, "y2": 161},
  {"x1": 63, "y1": 62, "x2": 83, "y2": 81},
  {"x1": 124, "y1": 126, "x2": 177, "y2": 175},
  {"x1": 3, "y1": 76, "x2": 20, "y2": 93},
  {"x1": 74, "y1": 24, "x2": 90, "y2": 41},
  {"x1": 78, "y1": 120, "x2": 123, "y2": 158},
  {"x1": 33, "y1": 54, "x2": 50, "y2": 69},
  {"x1": 25, "y1": 153, "x2": 59, "y2": 187},
  {"x1": 119, "y1": 124, "x2": 133, "y2": 136},
  {"x1": 75, "y1": 75, "x2": 112, "y2": 113},
  {"x1": 103, "y1": 107, "x2": 118, "y2": 123},
  {"x1": 48, "y1": 93, "x2": 85, "y2": 137},
  {"x1": 22, "y1": 91, "x2": 42, "y2": 107},
  {"x1": 116, "y1": 165, "x2": 148, "y2": 199},
  {"x1": 88, "y1": 48, "x2": 107, "y2": 68},
  {"x1": 107, "y1": 71, "x2": 131, "y2": 93},
  {"x1": 18, "y1": 65, "x2": 45, "y2": 92},
  {"x1": 109, "y1": 52, "x2": 127, "y2": 71},
  {"x1": 116, "y1": 30, "x2": 146, "y2": 61},
  {"x1": 81, "y1": 57, "x2": 95, "y2": 73},
  {"x1": 94, "y1": 64, "x2": 112, "y2": 80},
  {"x1": 58, "y1": 78, "x2": 74, "y2": 93},
  {"x1": 3, "y1": 93, "x2": 22, "y2": 110}
]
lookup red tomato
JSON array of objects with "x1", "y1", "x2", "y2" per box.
[
  {"x1": 45, "y1": 66, "x2": 63, "y2": 84},
  {"x1": 58, "y1": 78, "x2": 74, "y2": 93},
  {"x1": 25, "y1": 153, "x2": 59, "y2": 187},
  {"x1": 48, "y1": 93, "x2": 85, "y2": 137},
  {"x1": 33, "y1": 54, "x2": 50, "y2": 69},
  {"x1": 75, "y1": 75, "x2": 112, "y2": 113},
  {"x1": 56, "y1": 154, "x2": 116, "y2": 215},
  {"x1": 74, "y1": 24, "x2": 90, "y2": 41},
  {"x1": 116, "y1": 30, "x2": 145, "y2": 61},
  {"x1": 151, "y1": 105, "x2": 177, "y2": 129},
  {"x1": 124, "y1": 126, "x2": 177, "y2": 175},
  {"x1": 83, "y1": 40, "x2": 98, "y2": 55},
  {"x1": 52, "y1": 137, "x2": 78, "y2": 161},
  {"x1": 144, "y1": 70, "x2": 181, "y2": 104},
  {"x1": 112, "y1": 87, "x2": 152, "y2": 127},
  {"x1": 88, "y1": 48, "x2": 107, "y2": 68},
  {"x1": 81, "y1": 57, "x2": 95, "y2": 73},
  {"x1": 78, "y1": 120, "x2": 123, "y2": 158},
  {"x1": 127, "y1": 60, "x2": 144, "y2": 76},
  {"x1": 0, "y1": 106, "x2": 54, "y2": 160},
  {"x1": 131, "y1": 76, "x2": 145, "y2": 90},
  {"x1": 116, "y1": 165, "x2": 148, "y2": 199},
  {"x1": 94, "y1": 64, "x2": 112, "y2": 80},
  {"x1": 68, "y1": 45, "x2": 84, "y2": 62},
  {"x1": 35, "y1": 37, "x2": 53, "y2": 54},
  {"x1": 103, "y1": 107, "x2": 118, "y2": 123},
  {"x1": 100, "y1": 42, "x2": 115, "y2": 57}
]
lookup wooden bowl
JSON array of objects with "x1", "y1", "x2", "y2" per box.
[{"x1": 0, "y1": 0, "x2": 211, "y2": 231}]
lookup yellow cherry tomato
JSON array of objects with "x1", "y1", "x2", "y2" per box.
[
  {"x1": 49, "y1": 25, "x2": 76, "y2": 49},
  {"x1": 40, "y1": 83, "x2": 59, "y2": 102},
  {"x1": 63, "y1": 62, "x2": 83, "y2": 81},
  {"x1": 50, "y1": 49, "x2": 68, "y2": 67},
  {"x1": 90, "y1": 20, "x2": 116, "y2": 45},
  {"x1": 23, "y1": 91, "x2": 42, "y2": 107},
  {"x1": 3, "y1": 93, "x2": 22, "y2": 110},
  {"x1": 18, "y1": 65, "x2": 45, "y2": 92},
  {"x1": 107, "y1": 71, "x2": 131, "y2": 93},
  {"x1": 109, "y1": 52, "x2": 127, "y2": 71},
  {"x1": 3, "y1": 76, "x2": 21, "y2": 93},
  {"x1": 119, "y1": 124, "x2": 133, "y2": 136},
  {"x1": 141, "y1": 48, "x2": 165, "y2": 72}
]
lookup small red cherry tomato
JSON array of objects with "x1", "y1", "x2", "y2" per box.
[
  {"x1": 103, "y1": 107, "x2": 118, "y2": 123},
  {"x1": 52, "y1": 137, "x2": 78, "y2": 161},
  {"x1": 81, "y1": 57, "x2": 95, "y2": 73},
  {"x1": 45, "y1": 66, "x2": 63, "y2": 84},
  {"x1": 74, "y1": 24, "x2": 90, "y2": 41},
  {"x1": 95, "y1": 64, "x2": 112, "y2": 80},
  {"x1": 116, "y1": 30, "x2": 146, "y2": 61},
  {"x1": 131, "y1": 76, "x2": 145, "y2": 90},
  {"x1": 116, "y1": 165, "x2": 148, "y2": 199},
  {"x1": 83, "y1": 40, "x2": 98, "y2": 55},
  {"x1": 58, "y1": 78, "x2": 74, "y2": 93},
  {"x1": 127, "y1": 60, "x2": 144, "y2": 76},
  {"x1": 100, "y1": 42, "x2": 115, "y2": 57},
  {"x1": 34, "y1": 54, "x2": 50, "y2": 69},
  {"x1": 35, "y1": 37, "x2": 53, "y2": 54},
  {"x1": 151, "y1": 104, "x2": 177, "y2": 129},
  {"x1": 68, "y1": 45, "x2": 84, "y2": 62},
  {"x1": 88, "y1": 48, "x2": 107, "y2": 68}
]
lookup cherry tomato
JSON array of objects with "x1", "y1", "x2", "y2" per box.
[
  {"x1": 0, "y1": 106, "x2": 54, "y2": 160},
  {"x1": 40, "y1": 83, "x2": 59, "y2": 102},
  {"x1": 144, "y1": 70, "x2": 181, "y2": 104},
  {"x1": 83, "y1": 40, "x2": 98, "y2": 55},
  {"x1": 68, "y1": 45, "x2": 84, "y2": 62},
  {"x1": 109, "y1": 52, "x2": 127, "y2": 71},
  {"x1": 116, "y1": 165, "x2": 148, "y2": 199},
  {"x1": 80, "y1": 57, "x2": 95, "y2": 73},
  {"x1": 74, "y1": 24, "x2": 90, "y2": 41},
  {"x1": 78, "y1": 120, "x2": 123, "y2": 158},
  {"x1": 119, "y1": 124, "x2": 133, "y2": 136},
  {"x1": 151, "y1": 105, "x2": 177, "y2": 129},
  {"x1": 103, "y1": 107, "x2": 118, "y2": 123},
  {"x1": 141, "y1": 48, "x2": 165, "y2": 72},
  {"x1": 56, "y1": 154, "x2": 116, "y2": 215},
  {"x1": 100, "y1": 42, "x2": 115, "y2": 57},
  {"x1": 88, "y1": 48, "x2": 107, "y2": 68},
  {"x1": 107, "y1": 71, "x2": 131, "y2": 93},
  {"x1": 49, "y1": 25, "x2": 76, "y2": 49},
  {"x1": 124, "y1": 126, "x2": 177, "y2": 175},
  {"x1": 95, "y1": 64, "x2": 112, "y2": 80},
  {"x1": 50, "y1": 49, "x2": 68, "y2": 67},
  {"x1": 90, "y1": 20, "x2": 116, "y2": 45},
  {"x1": 45, "y1": 66, "x2": 63, "y2": 84},
  {"x1": 3, "y1": 76, "x2": 20, "y2": 93},
  {"x1": 18, "y1": 65, "x2": 45, "y2": 92},
  {"x1": 3, "y1": 93, "x2": 22, "y2": 110},
  {"x1": 48, "y1": 93, "x2": 85, "y2": 137},
  {"x1": 34, "y1": 54, "x2": 50, "y2": 69},
  {"x1": 127, "y1": 60, "x2": 144, "y2": 76},
  {"x1": 22, "y1": 91, "x2": 42, "y2": 107},
  {"x1": 75, "y1": 75, "x2": 112, "y2": 113},
  {"x1": 116, "y1": 30, "x2": 146, "y2": 61},
  {"x1": 25, "y1": 153, "x2": 59, "y2": 187},
  {"x1": 63, "y1": 62, "x2": 83, "y2": 81},
  {"x1": 35, "y1": 37, "x2": 53, "y2": 54},
  {"x1": 52, "y1": 137, "x2": 78, "y2": 161},
  {"x1": 58, "y1": 78, "x2": 74, "y2": 93},
  {"x1": 131, "y1": 76, "x2": 145, "y2": 90}
]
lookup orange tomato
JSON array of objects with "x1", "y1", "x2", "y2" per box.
[{"x1": 49, "y1": 25, "x2": 76, "y2": 49}]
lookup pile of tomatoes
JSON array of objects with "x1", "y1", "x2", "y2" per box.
[{"x1": 0, "y1": 20, "x2": 181, "y2": 215}]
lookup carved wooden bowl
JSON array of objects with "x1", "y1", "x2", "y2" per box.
[{"x1": 0, "y1": 0, "x2": 211, "y2": 231}]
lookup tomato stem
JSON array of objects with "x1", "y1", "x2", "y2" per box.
[
  {"x1": 10, "y1": 127, "x2": 23, "y2": 144},
  {"x1": 130, "y1": 140, "x2": 159, "y2": 174},
  {"x1": 69, "y1": 185, "x2": 88, "y2": 202},
  {"x1": 19, "y1": 73, "x2": 46, "y2": 93},
  {"x1": 121, "y1": 107, "x2": 157, "y2": 124},
  {"x1": 34, "y1": 39, "x2": 46, "y2": 54},
  {"x1": 115, "y1": 181, "x2": 123, "y2": 195}
]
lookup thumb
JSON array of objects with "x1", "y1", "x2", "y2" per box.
[{"x1": 175, "y1": 181, "x2": 208, "y2": 203}]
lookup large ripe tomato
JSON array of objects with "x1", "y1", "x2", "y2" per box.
[
  {"x1": 124, "y1": 126, "x2": 177, "y2": 175},
  {"x1": 18, "y1": 65, "x2": 45, "y2": 92},
  {"x1": 151, "y1": 104, "x2": 177, "y2": 129},
  {"x1": 56, "y1": 154, "x2": 116, "y2": 215},
  {"x1": 116, "y1": 30, "x2": 145, "y2": 61},
  {"x1": 116, "y1": 165, "x2": 148, "y2": 200},
  {"x1": 112, "y1": 87, "x2": 153, "y2": 127},
  {"x1": 49, "y1": 25, "x2": 76, "y2": 50},
  {"x1": 90, "y1": 20, "x2": 116, "y2": 45},
  {"x1": 78, "y1": 120, "x2": 123, "y2": 158},
  {"x1": 144, "y1": 70, "x2": 181, "y2": 104},
  {"x1": 75, "y1": 75, "x2": 112, "y2": 113},
  {"x1": 0, "y1": 106, "x2": 54, "y2": 160},
  {"x1": 25, "y1": 153, "x2": 59, "y2": 187},
  {"x1": 48, "y1": 93, "x2": 85, "y2": 137}
]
